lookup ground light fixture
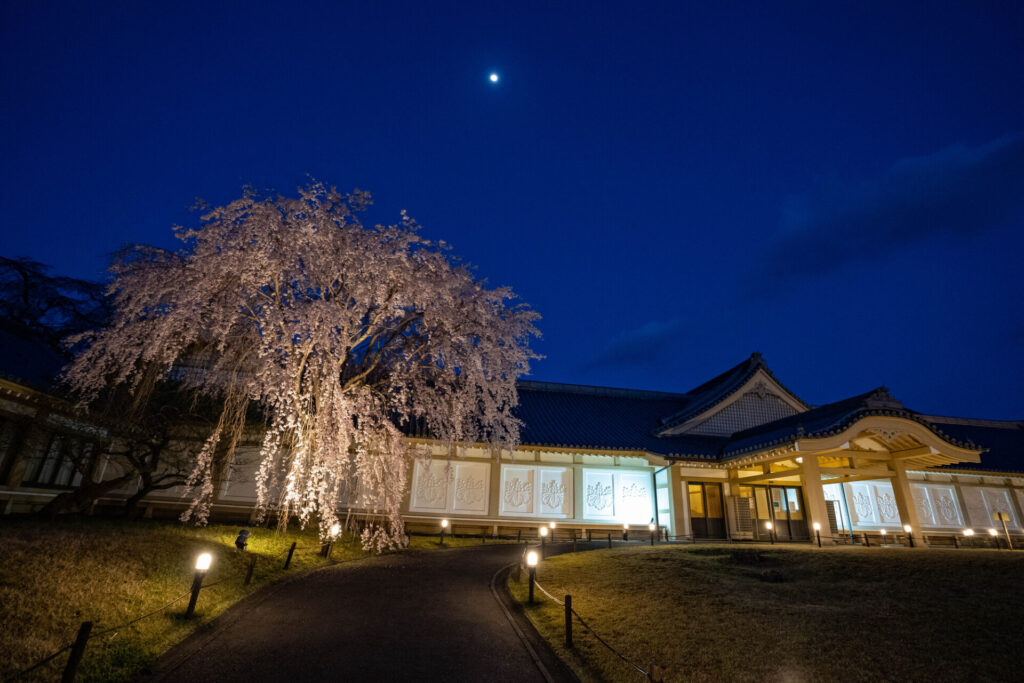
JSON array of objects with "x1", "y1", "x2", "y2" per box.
[
  {"x1": 988, "y1": 528, "x2": 998, "y2": 536},
  {"x1": 765, "y1": 521, "x2": 775, "y2": 545},
  {"x1": 539, "y1": 525, "x2": 548, "y2": 556},
  {"x1": 963, "y1": 528, "x2": 974, "y2": 547},
  {"x1": 525, "y1": 550, "x2": 539, "y2": 603},
  {"x1": 649, "y1": 523, "x2": 657, "y2": 546},
  {"x1": 440, "y1": 518, "x2": 448, "y2": 546},
  {"x1": 186, "y1": 553, "x2": 212, "y2": 618},
  {"x1": 880, "y1": 528, "x2": 887, "y2": 545},
  {"x1": 622, "y1": 523, "x2": 629, "y2": 541},
  {"x1": 322, "y1": 522, "x2": 342, "y2": 558},
  {"x1": 812, "y1": 522, "x2": 822, "y2": 547},
  {"x1": 549, "y1": 521, "x2": 556, "y2": 529},
  {"x1": 904, "y1": 524, "x2": 915, "y2": 548}
]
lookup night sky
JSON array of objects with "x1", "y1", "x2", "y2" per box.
[{"x1": 2, "y1": 2, "x2": 1023, "y2": 418}]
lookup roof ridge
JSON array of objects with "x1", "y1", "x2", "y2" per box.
[
  {"x1": 922, "y1": 415, "x2": 1024, "y2": 429},
  {"x1": 516, "y1": 379, "x2": 688, "y2": 400}
]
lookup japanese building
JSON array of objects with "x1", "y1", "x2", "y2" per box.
[{"x1": 2, "y1": 340, "x2": 1023, "y2": 546}]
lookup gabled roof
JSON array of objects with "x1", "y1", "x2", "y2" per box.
[
  {"x1": 656, "y1": 352, "x2": 808, "y2": 433},
  {"x1": 719, "y1": 387, "x2": 982, "y2": 459}
]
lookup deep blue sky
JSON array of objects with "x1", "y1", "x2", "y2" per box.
[{"x1": 2, "y1": 2, "x2": 1023, "y2": 418}]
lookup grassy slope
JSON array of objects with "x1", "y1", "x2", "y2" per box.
[
  {"x1": 508, "y1": 544, "x2": 1024, "y2": 683},
  {"x1": 0, "y1": 517, "x2": 491, "y2": 682}
]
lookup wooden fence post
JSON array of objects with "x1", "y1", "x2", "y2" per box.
[
  {"x1": 284, "y1": 542, "x2": 297, "y2": 569},
  {"x1": 61, "y1": 621, "x2": 92, "y2": 683},
  {"x1": 564, "y1": 595, "x2": 573, "y2": 648}
]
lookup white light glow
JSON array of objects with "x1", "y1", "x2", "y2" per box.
[
  {"x1": 963, "y1": 528, "x2": 974, "y2": 536},
  {"x1": 549, "y1": 521, "x2": 556, "y2": 529},
  {"x1": 489, "y1": 73, "x2": 499, "y2": 83},
  {"x1": 623, "y1": 523, "x2": 629, "y2": 530},
  {"x1": 765, "y1": 521, "x2": 773, "y2": 530},
  {"x1": 540, "y1": 526, "x2": 548, "y2": 537},
  {"x1": 441, "y1": 519, "x2": 448, "y2": 529},
  {"x1": 880, "y1": 529, "x2": 886, "y2": 536},
  {"x1": 812, "y1": 522, "x2": 821, "y2": 531},
  {"x1": 795, "y1": 456, "x2": 803, "y2": 463},
  {"x1": 195, "y1": 553, "x2": 212, "y2": 571},
  {"x1": 329, "y1": 523, "x2": 341, "y2": 538},
  {"x1": 526, "y1": 550, "x2": 538, "y2": 567},
  {"x1": 903, "y1": 524, "x2": 912, "y2": 533},
  {"x1": 649, "y1": 523, "x2": 656, "y2": 531},
  {"x1": 988, "y1": 528, "x2": 998, "y2": 536}
]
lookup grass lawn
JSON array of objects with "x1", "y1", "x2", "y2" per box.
[
  {"x1": 0, "y1": 516, "x2": 495, "y2": 682},
  {"x1": 508, "y1": 543, "x2": 1024, "y2": 682}
]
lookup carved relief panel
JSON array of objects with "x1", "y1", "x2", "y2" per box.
[
  {"x1": 910, "y1": 483, "x2": 963, "y2": 527},
  {"x1": 409, "y1": 459, "x2": 491, "y2": 515},
  {"x1": 499, "y1": 464, "x2": 572, "y2": 518}
]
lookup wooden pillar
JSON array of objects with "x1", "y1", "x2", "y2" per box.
[
  {"x1": 890, "y1": 459, "x2": 925, "y2": 545},
  {"x1": 800, "y1": 454, "x2": 834, "y2": 545},
  {"x1": 487, "y1": 449, "x2": 502, "y2": 518},
  {"x1": 669, "y1": 465, "x2": 689, "y2": 539}
]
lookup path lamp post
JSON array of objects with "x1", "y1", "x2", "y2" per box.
[
  {"x1": 904, "y1": 524, "x2": 915, "y2": 548},
  {"x1": 526, "y1": 550, "x2": 539, "y2": 603},
  {"x1": 185, "y1": 553, "x2": 212, "y2": 618},
  {"x1": 963, "y1": 528, "x2": 974, "y2": 548},
  {"x1": 765, "y1": 521, "x2": 775, "y2": 545},
  {"x1": 323, "y1": 523, "x2": 340, "y2": 558},
  {"x1": 440, "y1": 519, "x2": 448, "y2": 546},
  {"x1": 623, "y1": 523, "x2": 629, "y2": 541},
  {"x1": 813, "y1": 522, "x2": 822, "y2": 547},
  {"x1": 540, "y1": 526, "x2": 548, "y2": 557},
  {"x1": 649, "y1": 523, "x2": 657, "y2": 546},
  {"x1": 880, "y1": 528, "x2": 887, "y2": 546},
  {"x1": 988, "y1": 527, "x2": 999, "y2": 549}
]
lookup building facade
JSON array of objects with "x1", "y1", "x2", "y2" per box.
[{"x1": 2, "y1": 349, "x2": 1023, "y2": 545}]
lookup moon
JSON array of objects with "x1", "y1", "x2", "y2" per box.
[{"x1": 489, "y1": 73, "x2": 499, "y2": 83}]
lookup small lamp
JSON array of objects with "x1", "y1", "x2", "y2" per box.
[
  {"x1": 439, "y1": 518, "x2": 448, "y2": 546},
  {"x1": 765, "y1": 521, "x2": 774, "y2": 545},
  {"x1": 186, "y1": 553, "x2": 212, "y2": 617},
  {"x1": 903, "y1": 524, "x2": 915, "y2": 548},
  {"x1": 812, "y1": 521, "x2": 822, "y2": 547},
  {"x1": 525, "y1": 550, "x2": 539, "y2": 603},
  {"x1": 648, "y1": 522, "x2": 657, "y2": 546}
]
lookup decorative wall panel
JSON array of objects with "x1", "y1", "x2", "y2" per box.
[
  {"x1": 499, "y1": 464, "x2": 572, "y2": 518},
  {"x1": 960, "y1": 486, "x2": 1020, "y2": 529},
  {"x1": 409, "y1": 459, "x2": 491, "y2": 516},
  {"x1": 581, "y1": 469, "x2": 653, "y2": 524},
  {"x1": 910, "y1": 483, "x2": 963, "y2": 528}
]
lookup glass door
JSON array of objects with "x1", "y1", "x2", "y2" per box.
[{"x1": 688, "y1": 482, "x2": 726, "y2": 539}]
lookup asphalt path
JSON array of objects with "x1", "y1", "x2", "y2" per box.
[{"x1": 146, "y1": 542, "x2": 582, "y2": 682}]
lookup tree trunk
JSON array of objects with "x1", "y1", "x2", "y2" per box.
[{"x1": 36, "y1": 473, "x2": 136, "y2": 519}]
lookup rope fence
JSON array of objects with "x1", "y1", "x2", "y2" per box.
[
  {"x1": 4, "y1": 538, "x2": 336, "y2": 683},
  {"x1": 524, "y1": 565, "x2": 665, "y2": 681}
]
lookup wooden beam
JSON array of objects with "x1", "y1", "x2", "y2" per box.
[
  {"x1": 819, "y1": 466, "x2": 891, "y2": 478},
  {"x1": 738, "y1": 467, "x2": 801, "y2": 484},
  {"x1": 890, "y1": 445, "x2": 938, "y2": 460},
  {"x1": 822, "y1": 472, "x2": 896, "y2": 484}
]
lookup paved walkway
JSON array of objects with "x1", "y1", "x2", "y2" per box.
[{"x1": 147, "y1": 542, "x2": 578, "y2": 682}]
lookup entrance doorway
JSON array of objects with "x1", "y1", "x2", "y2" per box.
[
  {"x1": 742, "y1": 485, "x2": 808, "y2": 541},
  {"x1": 688, "y1": 482, "x2": 726, "y2": 539}
]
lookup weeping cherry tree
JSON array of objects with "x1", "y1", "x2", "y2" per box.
[{"x1": 64, "y1": 182, "x2": 540, "y2": 551}]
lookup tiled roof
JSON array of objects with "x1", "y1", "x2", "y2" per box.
[
  {"x1": 926, "y1": 418, "x2": 1024, "y2": 474},
  {"x1": 515, "y1": 381, "x2": 724, "y2": 458},
  {"x1": 718, "y1": 387, "x2": 982, "y2": 458}
]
